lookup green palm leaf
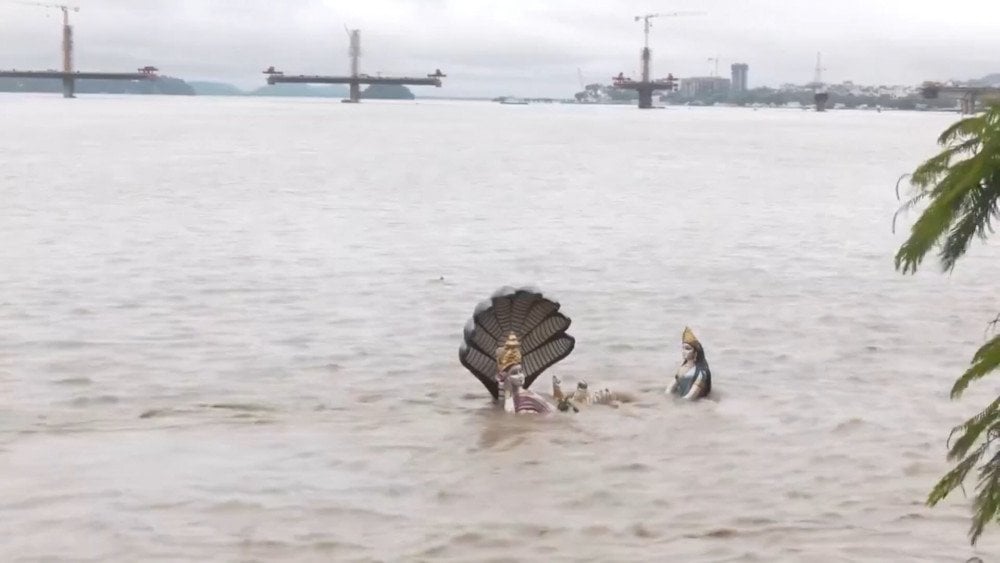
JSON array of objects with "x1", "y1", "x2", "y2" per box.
[
  {"x1": 945, "y1": 396, "x2": 1000, "y2": 460},
  {"x1": 969, "y1": 452, "x2": 1000, "y2": 544},
  {"x1": 894, "y1": 105, "x2": 1000, "y2": 273},
  {"x1": 895, "y1": 104, "x2": 1000, "y2": 545},
  {"x1": 928, "y1": 440, "x2": 990, "y2": 506},
  {"x1": 951, "y1": 336, "x2": 1000, "y2": 399}
]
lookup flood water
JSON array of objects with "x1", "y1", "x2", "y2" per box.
[{"x1": 1, "y1": 95, "x2": 998, "y2": 561}]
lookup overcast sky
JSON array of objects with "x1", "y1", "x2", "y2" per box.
[{"x1": 1, "y1": 0, "x2": 998, "y2": 97}]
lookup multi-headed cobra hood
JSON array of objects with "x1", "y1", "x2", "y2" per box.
[{"x1": 458, "y1": 286, "x2": 576, "y2": 400}]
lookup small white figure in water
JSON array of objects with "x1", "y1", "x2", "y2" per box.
[
  {"x1": 552, "y1": 374, "x2": 633, "y2": 410},
  {"x1": 667, "y1": 327, "x2": 712, "y2": 400},
  {"x1": 551, "y1": 374, "x2": 577, "y2": 412}
]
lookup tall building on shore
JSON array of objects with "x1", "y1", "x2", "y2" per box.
[{"x1": 731, "y1": 63, "x2": 749, "y2": 93}]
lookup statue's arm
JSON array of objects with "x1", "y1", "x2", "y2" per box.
[
  {"x1": 683, "y1": 372, "x2": 705, "y2": 400},
  {"x1": 666, "y1": 374, "x2": 679, "y2": 394},
  {"x1": 503, "y1": 393, "x2": 515, "y2": 412},
  {"x1": 499, "y1": 382, "x2": 515, "y2": 412}
]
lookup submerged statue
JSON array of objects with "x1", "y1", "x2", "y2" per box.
[
  {"x1": 495, "y1": 333, "x2": 556, "y2": 413},
  {"x1": 667, "y1": 326, "x2": 712, "y2": 400},
  {"x1": 459, "y1": 286, "x2": 575, "y2": 414}
]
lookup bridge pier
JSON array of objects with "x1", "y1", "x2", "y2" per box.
[
  {"x1": 637, "y1": 88, "x2": 653, "y2": 109},
  {"x1": 62, "y1": 23, "x2": 74, "y2": 98},
  {"x1": 814, "y1": 92, "x2": 829, "y2": 112},
  {"x1": 348, "y1": 81, "x2": 360, "y2": 103},
  {"x1": 61, "y1": 76, "x2": 75, "y2": 98},
  {"x1": 961, "y1": 94, "x2": 977, "y2": 115}
]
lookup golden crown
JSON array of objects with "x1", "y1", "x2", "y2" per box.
[
  {"x1": 682, "y1": 326, "x2": 699, "y2": 346},
  {"x1": 496, "y1": 332, "x2": 522, "y2": 372}
]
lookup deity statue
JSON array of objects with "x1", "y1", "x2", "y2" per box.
[
  {"x1": 667, "y1": 326, "x2": 712, "y2": 400},
  {"x1": 459, "y1": 286, "x2": 575, "y2": 414}
]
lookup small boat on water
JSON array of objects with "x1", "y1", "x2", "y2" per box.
[{"x1": 499, "y1": 96, "x2": 529, "y2": 105}]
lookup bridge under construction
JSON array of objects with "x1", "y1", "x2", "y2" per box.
[
  {"x1": 264, "y1": 29, "x2": 444, "y2": 103},
  {"x1": 0, "y1": 2, "x2": 158, "y2": 98},
  {"x1": 612, "y1": 12, "x2": 703, "y2": 109},
  {"x1": 921, "y1": 82, "x2": 1000, "y2": 114}
]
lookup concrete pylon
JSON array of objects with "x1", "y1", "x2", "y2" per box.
[{"x1": 62, "y1": 23, "x2": 75, "y2": 98}]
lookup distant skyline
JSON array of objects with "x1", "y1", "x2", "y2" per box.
[{"x1": 0, "y1": 0, "x2": 997, "y2": 98}]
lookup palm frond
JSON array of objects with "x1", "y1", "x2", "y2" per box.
[
  {"x1": 947, "y1": 396, "x2": 1000, "y2": 459},
  {"x1": 938, "y1": 114, "x2": 987, "y2": 146},
  {"x1": 951, "y1": 335, "x2": 1000, "y2": 398},
  {"x1": 894, "y1": 104, "x2": 1000, "y2": 274},
  {"x1": 892, "y1": 174, "x2": 930, "y2": 234},
  {"x1": 902, "y1": 105, "x2": 1000, "y2": 546},
  {"x1": 939, "y1": 178, "x2": 1000, "y2": 271},
  {"x1": 929, "y1": 439, "x2": 991, "y2": 506},
  {"x1": 910, "y1": 147, "x2": 964, "y2": 187},
  {"x1": 969, "y1": 451, "x2": 1000, "y2": 545}
]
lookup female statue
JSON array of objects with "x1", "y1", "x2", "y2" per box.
[{"x1": 668, "y1": 327, "x2": 712, "y2": 400}]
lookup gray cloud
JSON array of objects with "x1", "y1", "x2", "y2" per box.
[{"x1": 0, "y1": 0, "x2": 997, "y2": 97}]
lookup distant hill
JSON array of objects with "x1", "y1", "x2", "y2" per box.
[
  {"x1": 248, "y1": 83, "x2": 348, "y2": 97},
  {"x1": 968, "y1": 73, "x2": 1000, "y2": 87},
  {"x1": 0, "y1": 75, "x2": 194, "y2": 95},
  {"x1": 360, "y1": 84, "x2": 415, "y2": 100},
  {"x1": 188, "y1": 81, "x2": 245, "y2": 96},
  {"x1": 0, "y1": 76, "x2": 429, "y2": 99}
]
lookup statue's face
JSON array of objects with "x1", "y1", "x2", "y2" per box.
[
  {"x1": 507, "y1": 369, "x2": 525, "y2": 388},
  {"x1": 682, "y1": 343, "x2": 696, "y2": 362},
  {"x1": 498, "y1": 364, "x2": 524, "y2": 386}
]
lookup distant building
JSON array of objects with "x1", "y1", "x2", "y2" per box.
[
  {"x1": 731, "y1": 63, "x2": 749, "y2": 93},
  {"x1": 679, "y1": 76, "x2": 731, "y2": 97}
]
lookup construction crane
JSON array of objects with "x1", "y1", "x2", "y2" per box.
[
  {"x1": 11, "y1": 1, "x2": 80, "y2": 74},
  {"x1": 344, "y1": 26, "x2": 360, "y2": 79},
  {"x1": 707, "y1": 55, "x2": 720, "y2": 77},
  {"x1": 10, "y1": 1, "x2": 78, "y2": 26},
  {"x1": 634, "y1": 11, "x2": 705, "y2": 49},
  {"x1": 633, "y1": 11, "x2": 705, "y2": 82},
  {"x1": 614, "y1": 11, "x2": 703, "y2": 108}
]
